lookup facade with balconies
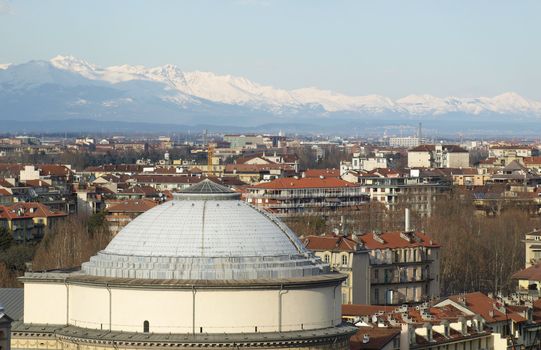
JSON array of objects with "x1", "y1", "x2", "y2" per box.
[
  {"x1": 357, "y1": 230, "x2": 440, "y2": 305},
  {"x1": 356, "y1": 169, "x2": 451, "y2": 217},
  {"x1": 246, "y1": 177, "x2": 369, "y2": 217}
]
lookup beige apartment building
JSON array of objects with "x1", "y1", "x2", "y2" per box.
[
  {"x1": 357, "y1": 226, "x2": 441, "y2": 305},
  {"x1": 408, "y1": 144, "x2": 469, "y2": 168},
  {"x1": 304, "y1": 216, "x2": 440, "y2": 306},
  {"x1": 304, "y1": 234, "x2": 370, "y2": 304}
]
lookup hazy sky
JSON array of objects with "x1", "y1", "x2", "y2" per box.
[{"x1": 1, "y1": 0, "x2": 540, "y2": 99}]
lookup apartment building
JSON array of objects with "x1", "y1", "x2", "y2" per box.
[
  {"x1": 355, "y1": 169, "x2": 451, "y2": 217},
  {"x1": 224, "y1": 163, "x2": 295, "y2": 184},
  {"x1": 489, "y1": 145, "x2": 536, "y2": 159},
  {"x1": 305, "y1": 213, "x2": 440, "y2": 306},
  {"x1": 358, "y1": 216, "x2": 440, "y2": 305},
  {"x1": 341, "y1": 152, "x2": 388, "y2": 174},
  {"x1": 511, "y1": 229, "x2": 541, "y2": 294},
  {"x1": 451, "y1": 168, "x2": 491, "y2": 186},
  {"x1": 303, "y1": 234, "x2": 370, "y2": 304},
  {"x1": 0, "y1": 202, "x2": 67, "y2": 241},
  {"x1": 408, "y1": 145, "x2": 469, "y2": 168},
  {"x1": 245, "y1": 177, "x2": 369, "y2": 217},
  {"x1": 388, "y1": 136, "x2": 421, "y2": 149},
  {"x1": 105, "y1": 199, "x2": 158, "y2": 235},
  {"x1": 223, "y1": 134, "x2": 278, "y2": 149}
]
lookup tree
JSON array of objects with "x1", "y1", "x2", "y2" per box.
[
  {"x1": 0, "y1": 226, "x2": 13, "y2": 251},
  {"x1": 32, "y1": 213, "x2": 111, "y2": 271}
]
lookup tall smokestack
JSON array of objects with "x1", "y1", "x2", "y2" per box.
[{"x1": 405, "y1": 208, "x2": 411, "y2": 232}]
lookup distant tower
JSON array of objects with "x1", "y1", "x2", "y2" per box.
[{"x1": 417, "y1": 122, "x2": 422, "y2": 144}]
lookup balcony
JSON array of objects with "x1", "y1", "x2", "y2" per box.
[
  {"x1": 247, "y1": 190, "x2": 366, "y2": 200},
  {"x1": 372, "y1": 276, "x2": 432, "y2": 285}
]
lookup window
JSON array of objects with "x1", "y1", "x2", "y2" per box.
[
  {"x1": 342, "y1": 255, "x2": 348, "y2": 266},
  {"x1": 374, "y1": 269, "x2": 379, "y2": 281},
  {"x1": 143, "y1": 320, "x2": 149, "y2": 333},
  {"x1": 324, "y1": 254, "x2": 330, "y2": 263}
]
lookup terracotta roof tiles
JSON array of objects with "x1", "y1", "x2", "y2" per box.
[{"x1": 250, "y1": 177, "x2": 359, "y2": 189}]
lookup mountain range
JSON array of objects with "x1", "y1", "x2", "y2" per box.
[{"x1": 1, "y1": 55, "x2": 541, "y2": 134}]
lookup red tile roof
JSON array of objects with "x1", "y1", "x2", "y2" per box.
[
  {"x1": 490, "y1": 145, "x2": 532, "y2": 150},
  {"x1": 121, "y1": 185, "x2": 158, "y2": 196},
  {"x1": 523, "y1": 157, "x2": 541, "y2": 165},
  {"x1": 304, "y1": 234, "x2": 360, "y2": 252},
  {"x1": 410, "y1": 145, "x2": 467, "y2": 153},
  {"x1": 447, "y1": 292, "x2": 519, "y2": 323},
  {"x1": 303, "y1": 168, "x2": 340, "y2": 178},
  {"x1": 84, "y1": 164, "x2": 145, "y2": 173},
  {"x1": 24, "y1": 179, "x2": 50, "y2": 188},
  {"x1": 342, "y1": 304, "x2": 396, "y2": 317},
  {"x1": 106, "y1": 199, "x2": 158, "y2": 213},
  {"x1": 512, "y1": 263, "x2": 541, "y2": 281},
  {"x1": 224, "y1": 163, "x2": 294, "y2": 173},
  {"x1": 478, "y1": 157, "x2": 497, "y2": 165},
  {"x1": 235, "y1": 155, "x2": 275, "y2": 165},
  {"x1": 343, "y1": 303, "x2": 473, "y2": 324},
  {"x1": 410, "y1": 145, "x2": 436, "y2": 152},
  {"x1": 0, "y1": 202, "x2": 66, "y2": 220},
  {"x1": 0, "y1": 178, "x2": 13, "y2": 188},
  {"x1": 358, "y1": 231, "x2": 439, "y2": 249},
  {"x1": 350, "y1": 327, "x2": 400, "y2": 350},
  {"x1": 38, "y1": 164, "x2": 73, "y2": 177},
  {"x1": 250, "y1": 177, "x2": 359, "y2": 189}
]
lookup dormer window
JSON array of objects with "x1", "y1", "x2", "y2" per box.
[{"x1": 342, "y1": 255, "x2": 348, "y2": 266}]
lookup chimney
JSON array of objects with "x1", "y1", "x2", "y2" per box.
[
  {"x1": 442, "y1": 320, "x2": 450, "y2": 338},
  {"x1": 362, "y1": 334, "x2": 370, "y2": 344},
  {"x1": 459, "y1": 316, "x2": 468, "y2": 335},
  {"x1": 405, "y1": 208, "x2": 411, "y2": 232},
  {"x1": 425, "y1": 323, "x2": 433, "y2": 342}
]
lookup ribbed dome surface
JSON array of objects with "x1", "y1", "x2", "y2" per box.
[
  {"x1": 102, "y1": 200, "x2": 305, "y2": 257},
  {"x1": 82, "y1": 180, "x2": 328, "y2": 280}
]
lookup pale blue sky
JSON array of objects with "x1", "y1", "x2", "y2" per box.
[{"x1": 1, "y1": 0, "x2": 540, "y2": 99}]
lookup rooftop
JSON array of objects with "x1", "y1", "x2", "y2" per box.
[
  {"x1": 82, "y1": 180, "x2": 329, "y2": 280},
  {"x1": 250, "y1": 177, "x2": 359, "y2": 190}
]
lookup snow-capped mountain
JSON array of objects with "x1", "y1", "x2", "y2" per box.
[
  {"x1": 1, "y1": 55, "x2": 541, "y2": 131},
  {"x1": 47, "y1": 55, "x2": 541, "y2": 116}
]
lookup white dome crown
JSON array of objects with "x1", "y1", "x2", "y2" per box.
[{"x1": 82, "y1": 179, "x2": 328, "y2": 280}]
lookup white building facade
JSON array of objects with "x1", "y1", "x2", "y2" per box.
[{"x1": 14, "y1": 180, "x2": 356, "y2": 350}]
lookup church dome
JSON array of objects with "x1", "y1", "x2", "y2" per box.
[{"x1": 82, "y1": 179, "x2": 328, "y2": 280}]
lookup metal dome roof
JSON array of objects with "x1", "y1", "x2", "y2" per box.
[{"x1": 82, "y1": 180, "x2": 328, "y2": 280}]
